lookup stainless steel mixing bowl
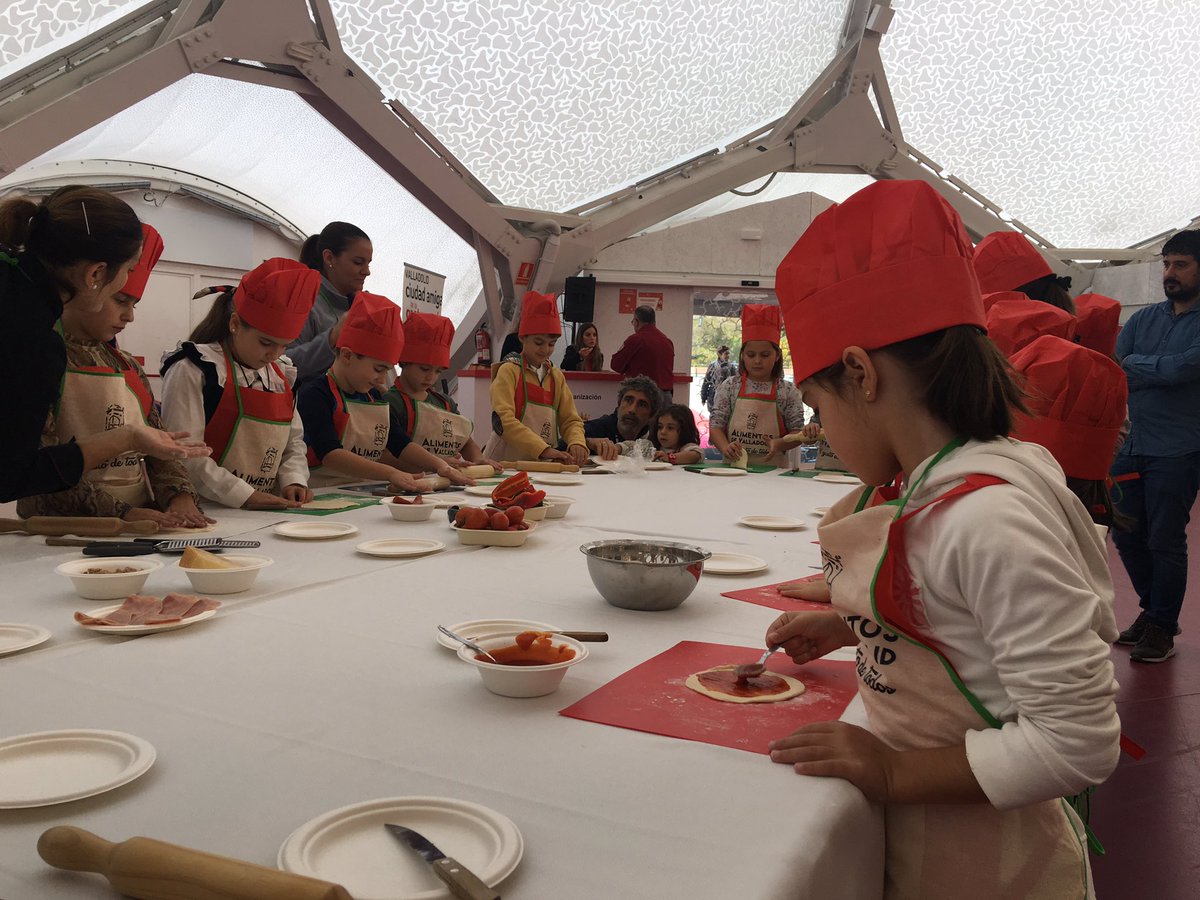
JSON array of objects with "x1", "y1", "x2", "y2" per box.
[{"x1": 579, "y1": 539, "x2": 711, "y2": 611}]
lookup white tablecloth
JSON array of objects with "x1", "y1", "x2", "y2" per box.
[{"x1": 0, "y1": 468, "x2": 883, "y2": 899}]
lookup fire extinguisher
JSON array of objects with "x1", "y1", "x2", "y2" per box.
[{"x1": 475, "y1": 325, "x2": 492, "y2": 367}]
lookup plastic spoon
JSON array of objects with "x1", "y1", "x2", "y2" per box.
[{"x1": 437, "y1": 625, "x2": 501, "y2": 663}]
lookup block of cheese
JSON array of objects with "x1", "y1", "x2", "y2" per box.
[{"x1": 180, "y1": 546, "x2": 236, "y2": 569}]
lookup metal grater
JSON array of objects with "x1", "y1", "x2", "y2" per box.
[{"x1": 148, "y1": 538, "x2": 262, "y2": 551}]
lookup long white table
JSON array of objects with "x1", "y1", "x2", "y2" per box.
[{"x1": 0, "y1": 467, "x2": 883, "y2": 899}]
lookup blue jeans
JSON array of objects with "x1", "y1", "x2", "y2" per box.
[{"x1": 1111, "y1": 452, "x2": 1200, "y2": 631}]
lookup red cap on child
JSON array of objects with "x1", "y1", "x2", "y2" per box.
[
  {"x1": 972, "y1": 232, "x2": 1054, "y2": 294},
  {"x1": 985, "y1": 297, "x2": 1077, "y2": 358},
  {"x1": 776, "y1": 180, "x2": 984, "y2": 384},
  {"x1": 741, "y1": 304, "x2": 782, "y2": 345},
  {"x1": 233, "y1": 258, "x2": 319, "y2": 341},
  {"x1": 337, "y1": 292, "x2": 405, "y2": 363},
  {"x1": 981, "y1": 290, "x2": 1027, "y2": 312},
  {"x1": 1009, "y1": 335, "x2": 1127, "y2": 481},
  {"x1": 402, "y1": 311, "x2": 454, "y2": 368},
  {"x1": 1073, "y1": 293, "x2": 1122, "y2": 356},
  {"x1": 120, "y1": 224, "x2": 163, "y2": 301},
  {"x1": 519, "y1": 291, "x2": 561, "y2": 337}
]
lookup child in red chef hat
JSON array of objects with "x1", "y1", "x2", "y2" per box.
[{"x1": 765, "y1": 180, "x2": 1119, "y2": 899}]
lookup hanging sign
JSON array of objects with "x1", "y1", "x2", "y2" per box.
[{"x1": 403, "y1": 263, "x2": 445, "y2": 316}]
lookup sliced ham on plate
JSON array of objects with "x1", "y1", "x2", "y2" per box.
[{"x1": 74, "y1": 593, "x2": 221, "y2": 627}]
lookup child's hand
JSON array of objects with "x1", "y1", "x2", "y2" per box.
[
  {"x1": 124, "y1": 507, "x2": 191, "y2": 529},
  {"x1": 653, "y1": 450, "x2": 670, "y2": 462},
  {"x1": 538, "y1": 448, "x2": 574, "y2": 464},
  {"x1": 777, "y1": 574, "x2": 831, "y2": 603},
  {"x1": 438, "y1": 466, "x2": 475, "y2": 487},
  {"x1": 588, "y1": 438, "x2": 619, "y2": 461},
  {"x1": 766, "y1": 610, "x2": 853, "y2": 664},
  {"x1": 244, "y1": 489, "x2": 300, "y2": 509},
  {"x1": 165, "y1": 494, "x2": 216, "y2": 528},
  {"x1": 722, "y1": 440, "x2": 745, "y2": 462},
  {"x1": 390, "y1": 473, "x2": 431, "y2": 493},
  {"x1": 768, "y1": 722, "x2": 897, "y2": 802},
  {"x1": 281, "y1": 484, "x2": 313, "y2": 504},
  {"x1": 801, "y1": 422, "x2": 824, "y2": 441},
  {"x1": 566, "y1": 443, "x2": 589, "y2": 467}
]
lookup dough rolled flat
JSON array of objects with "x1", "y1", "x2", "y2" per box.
[
  {"x1": 300, "y1": 498, "x2": 361, "y2": 510},
  {"x1": 685, "y1": 664, "x2": 805, "y2": 704}
]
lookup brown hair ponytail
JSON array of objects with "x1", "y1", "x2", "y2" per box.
[{"x1": 189, "y1": 290, "x2": 236, "y2": 344}]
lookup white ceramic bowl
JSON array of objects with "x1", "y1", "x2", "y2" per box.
[
  {"x1": 456, "y1": 632, "x2": 588, "y2": 697},
  {"x1": 543, "y1": 496, "x2": 575, "y2": 519},
  {"x1": 385, "y1": 500, "x2": 437, "y2": 522},
  {"x1": 55, "y1": 557, "x2": 162, "y2": 600},
  {"x1": 177, "y1": 555, "x2": 273, "y2": 594},
  {"x1": 487, "y1": 503, "x2": 548, "y2": 522},
  {"x1": 451, "y1": 522, "x2": 536, "y2": 547}
]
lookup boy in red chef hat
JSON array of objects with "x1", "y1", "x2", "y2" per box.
[
  {"x1": 161, "y1": 258, "x2": 318, "y2": 509},
  {"x1": 297, "y1": 294, "x2": 474, "y2": 493},
  {"x1": 763, "y1": 180, "x2": 1119, "y2": 899},
  {"x1": 484, "y1": 292, "x2": 588, "y2": 465},
  {"x1": 20, "y1": 224, "x2": 211, "y2": 528},
  {"x1": 384, "y1": 311, "x2": 500, "y2": 472}
]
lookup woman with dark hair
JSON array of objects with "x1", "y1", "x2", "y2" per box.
[
  {"x1": 561, "y1": 322, "x2": 603, "y2": 371},
  {"x1": 0, "y1": 186, "x2": 208, "y2": 502},
  {"x1": 288, "y1": 221, "x2": 372, "y2": 385}
]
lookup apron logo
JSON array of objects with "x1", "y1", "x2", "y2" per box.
[
  {"x1": 260, "y1": 446, "x2": 278, "y2": 473},
  {"x1": 541, "y1": 422, "x2": 552, "y2": 441},
  {"x1": 441, "y1": 419, "x2": 453, "y2": 438},
  {"x1": 104, "y1": 404, "x2": 125, "y2": 430},
  {"x1": 746, "y1": 411, "x2": 759, "y2": 429},
  {"x1": 821, "y1": 548, "x2": 844, "y2": 586},
  {"x1": 374, "y1": 423, "x2": 387, "y2": 446}
]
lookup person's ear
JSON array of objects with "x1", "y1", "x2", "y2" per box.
[
  {"x1": 841, "y1": 346, "x2": 878, "y2": 402},
  {"x1": 83, "y1": 261, "x2": 107, "y2": 291}
]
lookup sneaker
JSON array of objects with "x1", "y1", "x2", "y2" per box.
[
  {"x1": 1131, "y1": 622, "x2": 1176, "y2": 663},
  {"x1": 1116, "y1": 612, "x2": 1149, "y2": 646}
]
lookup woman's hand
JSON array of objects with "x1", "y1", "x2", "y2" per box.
[
  {"x1": 164, "y1": 493, "x2": 216, "y2": 528},
  {"x1": 566, "y1": 443, "x2": 589, "y2": 467},
  {"x1": 722, "y1": 440, "x2": 745, "y2": 462},
  {"x1": 766, "y1": 610, "x2": 854, "y2": 665},
  {"x1": 768, "y1": 722, "x2": 898, "y2": 802},
  {"x1": 132, "y1": 428, "x2": 211, "y2": 461},
  {"x1": 281, "y1": 483, "x2": 313, "y2": 504},
  {"x1": 244, "y1": 490, "x2": 300, "y2": 509}
]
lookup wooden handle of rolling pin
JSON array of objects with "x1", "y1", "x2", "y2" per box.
[
  {"x1": 38, "y1": 826, "x2": 352, "y2": 900},
  {"x1": 500, "y1": 460, "x2": 580, "y2": 473},
  {"x1": 0, "y1": 517, "x2": 125, "y2": 537}
]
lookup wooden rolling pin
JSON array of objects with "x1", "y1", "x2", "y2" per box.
[
  {"x1": 0, "y1": 516, "x2": 159, "y2": 537},
  {"x1": 38, "y1": 826, "x2": 351, "y2": 900},
  {"x1": 500, "y1": 460, "x2": 580, "y2": 473}
]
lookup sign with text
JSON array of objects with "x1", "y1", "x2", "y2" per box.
[
  {"x1": 618, "y1": 287, "x2": 665, "y2": 314},
  {"x1": 618, "y1": 287, "x2": 637, "y2": 314},
  {"x1": 638, "y1": 290, "x2": 664, "y2": 311},
  {"x1": 402, "y1": 263, "x2": 445, "y2": 316}
]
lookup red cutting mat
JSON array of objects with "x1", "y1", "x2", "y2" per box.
[
  {"x1": 720, "y1": 578, "x2": 832, "y2": 612},
  {"x1": 559, "y1": 640, "x2": 857, "y2": 755}
]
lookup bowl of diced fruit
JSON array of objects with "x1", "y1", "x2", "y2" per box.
[{"x1": 387, "y1": 495, "x2": 436, "y2": 521}]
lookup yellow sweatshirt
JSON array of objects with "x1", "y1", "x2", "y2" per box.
[{"x1": 489, "y1": 359, "x2": 586, "y2": 459}]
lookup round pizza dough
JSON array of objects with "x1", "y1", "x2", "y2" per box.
[{"x1": 685, "y1": 664, "x2": 806, "y2": 704}]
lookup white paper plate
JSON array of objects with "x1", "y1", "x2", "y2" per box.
[
  {"x1": 0, "y1": 623, "x2": 51, "y2": 656},
  {"x1": 356, "y1": 539, "x2": 446, "y2": 559},
  {"x1": 642, "y1": 460, "x2": 673, "y2": 471},
  {"x1": 278, "y1": 796, "x2": 523, "y2": 900},
  {"x1": 0, "y1": 729, "x2": 155, "y2": 808},
  {"x1": 811, "y1": 506, "x2": 831, "y2": 517},
  {"x1": 531, "y1": 473, "x2": 584, "y2": 486},
  {"x1": 426, "y1": 493, "x2": 471, "y2": 508},
  {"x1": 437, "y1": 618, "x2": 560, "y2": 650},
  {"x1": 813, "y1": 473, "x2": 863, "y2": 484},
  {"x1": 76, "y1": 603, "x2": 219, "y2": 635},
  {"x1": 464, "y1": 485, "x2": 495, "y2": 497},
  {"x1": 738, "y1": 515, "x2": 807, "y2": 531},
  {"x1": 701, "y1": 467, "x2": 747, "y2": 477},
  {"x1": 704, "y1": 553, "x2": 769, "y2": 575},
  {"x1": 274, "y1": 521, "x2": 359, "y2": 540}
]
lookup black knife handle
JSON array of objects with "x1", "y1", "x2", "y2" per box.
[
  {"x1": 81, "y1": 544, "x2": 157, "y2": 556},
  {"x1": 432, "y1": 857, "x2": 500, "y2": 900}
]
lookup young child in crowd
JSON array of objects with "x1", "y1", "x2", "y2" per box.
[
  {"x1": 765, "y1": 180, "x2": 1119, "y2": 898},
  {"x1": 297, "y1": 294, "x2": 472, "y2": 492},
  {"x1": 384, "y1": 311, "x2": 500, "y2": 471},
  {"x1": 19, "y1": 224, "x2": 210, "y2": 528},
  {"x1": 160, "y1": 258, "x2": 316, "y2": 510},
  {"x1": 485, "y1": 292, "x2": 588, "y2": 465},
  {"x1": 648, "y1": 404, "x2": 702, "y2": 465},
  {"x1": 709, "y1": 304, "x2": 808, "y2": 465}
]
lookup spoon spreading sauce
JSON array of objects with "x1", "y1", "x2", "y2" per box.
[{"x1": 474, "y1": 631, "x2": 576, "y2": 666}]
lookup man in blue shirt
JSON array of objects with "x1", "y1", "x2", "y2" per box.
[{"x1": 1112, "y1": 230, "x2": 1200, "y2": 662}]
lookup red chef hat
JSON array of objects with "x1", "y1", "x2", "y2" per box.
[
  {"x1": 233, "y1": 258, "x2": 319, "y2": 341},
  {"x1": 741, "y1": 304, "x2": 781, "y2": 345},
  {"x1": 985, "y1": 297, "x2": 1077, "y2": 358},
  {"x1": 518, "y1": 291, "x2": 561, "y2": 337},
  {"x1": 972, "y1": 231, "x2": 1054, "y2": 294},
  {"x1": 336, "y1": 292, "x2": 405, "y2": 363},
  {"x1": 401, "y1": 311, "x2": 455, "y2": 367},
  {"x1": 776, "y1": 180, "x2": 985, "y2": 384},
  {"x1": 120, "y1": 224, "x2": 163, "y2": 301},
  {"x1": 1073, "y1": 292, "x2": 1122, "y2": 356},
  {"x1": 981, "y1": 290, "x2": 1027, "y2": 313},
  {"x1": 1010, "y1": 335, "x2": 1127, "y2": 480}
]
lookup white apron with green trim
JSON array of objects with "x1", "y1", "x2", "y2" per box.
[
  {"x1": 308, "y1": 375, "x2": 391, "y2": 487},
  {"x1": 727, "y1": 376, "x2": 785, "y2": 464},
  {"x1": 204, "y1": 350, "x2": 294, "y2": 495},
  {"x1": 817, "y1": 448, "x2": 1093, "y2": 899},
  {"x1": 408, "y1": 393, "x2": 473, "y2": 458},
  {"x1": 483, "y1": 362, "x2": 559, "y2": 461},
  {"x1": 56, "y1": 361, "x2": 153, "y2": 506}
]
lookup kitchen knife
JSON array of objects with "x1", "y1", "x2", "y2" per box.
[{"x1": 384, "y1": 824, "x2": 499, "y2": 900}]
